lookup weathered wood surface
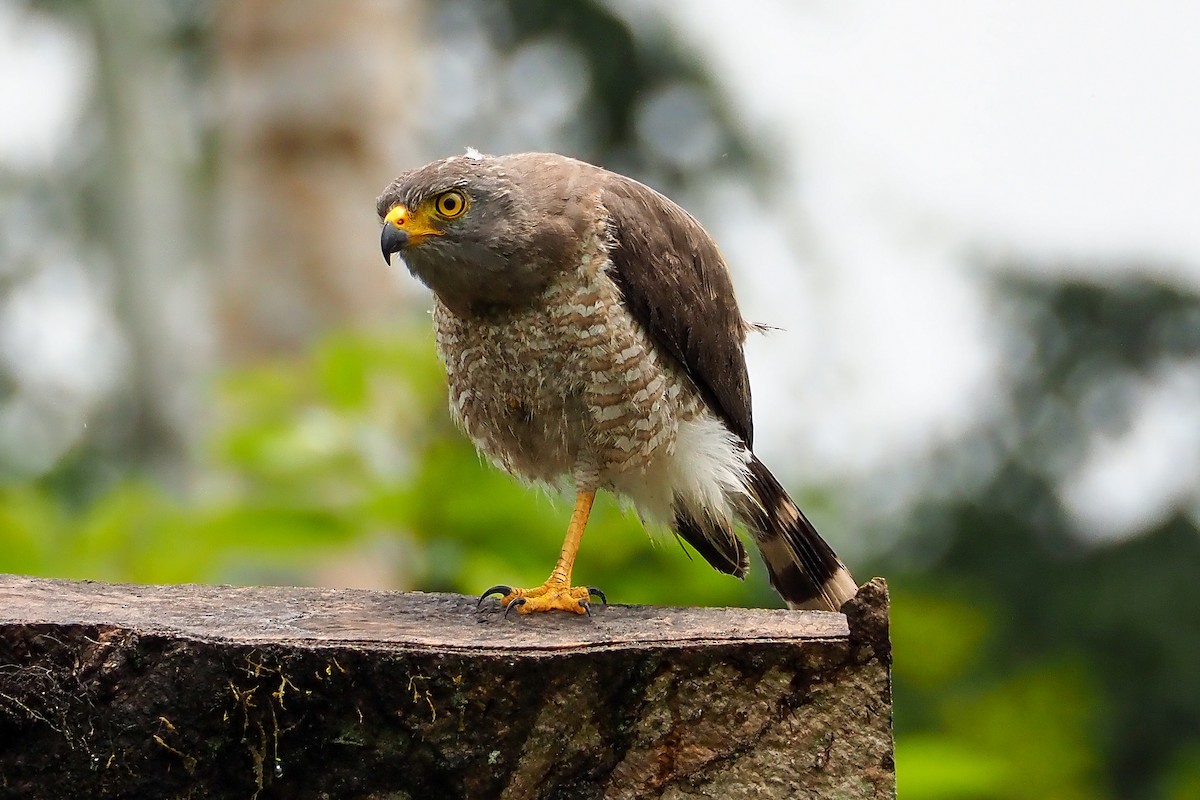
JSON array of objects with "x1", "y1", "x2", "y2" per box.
[{"x1": 0, "y1": 574, "x2": 894, "y2": 799}]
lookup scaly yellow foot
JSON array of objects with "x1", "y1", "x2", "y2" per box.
[
  {"x1": 477, "y1": 489, "x2": 607, "y2": 616},
  {"x1": 479, "y1": 581, "x2": 607, "y2": 616}
]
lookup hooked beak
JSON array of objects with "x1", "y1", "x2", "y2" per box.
[
  {"x1": 381, "y1": 223, "x2": 408, "y2": 266},
  {"x1": 380, "y1": 204, "x2": 413, "y2": 266},
  {"x1": 380, "y1": 203, "x2": 445, "y2": 265}
]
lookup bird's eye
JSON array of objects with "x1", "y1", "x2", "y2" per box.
[{"x1": 434, "y1": 190, "x2": 468, "y2": 219}]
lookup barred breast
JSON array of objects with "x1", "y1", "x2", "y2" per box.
[{"x1": 433, "y1": 233, "x2": 704, "y2": 493}]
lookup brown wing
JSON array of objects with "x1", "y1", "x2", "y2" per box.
[{"x1": 600, "y1": 175, "x2": 754, "y2": 447}]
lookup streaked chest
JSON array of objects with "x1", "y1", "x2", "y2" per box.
[{"x1": 433, "y1": 252, "x2": 697, "y2": 485}]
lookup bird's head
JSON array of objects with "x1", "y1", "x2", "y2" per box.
[{"x1": 376, "y1": 151, "x2": 588, "y2": 316}]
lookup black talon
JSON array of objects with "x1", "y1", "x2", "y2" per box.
[
  {"x1": 504, "y1": 597, "x2": 526, "y2": 619},
  {"x1": 587, "y1": 587, "x2": 607, "y2": 605},
  {"x1": 578, "y1": 599, "x2": 592, "y2": 617},
  {"x1": 478, "y1": 585, "x2": 511, "y2": 608}
]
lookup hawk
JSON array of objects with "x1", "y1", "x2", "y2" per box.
[{"x1": 377, "y1": 151, "x2": 856, "y2": 615}]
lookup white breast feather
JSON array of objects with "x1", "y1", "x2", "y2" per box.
[{"x1": 616, "y1": 410, "x2": 751, "y2": 528}]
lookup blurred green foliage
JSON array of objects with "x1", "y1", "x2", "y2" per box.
[
  {"x1": 887, "y1": 277, "x2": 1200, "y2": 800},
  {"x1": 0, "y1": 328, "x2": 781, "y2": 608}
]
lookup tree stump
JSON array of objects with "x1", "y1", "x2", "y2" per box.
[{"x1": 0, "y1": 574, "x2": 894, "y2": 799}]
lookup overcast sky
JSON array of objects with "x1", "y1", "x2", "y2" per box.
[{"x1": 634, "y1": 0, "x2": 1200, "y2": 542}]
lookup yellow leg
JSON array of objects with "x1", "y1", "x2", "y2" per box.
[{"x1": 479, "y1": 490, "x2": 606, "y2": 615}]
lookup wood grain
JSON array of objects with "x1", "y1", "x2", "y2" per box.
[{"x1": 0, "y1": 575, "x2": 893, "y2": 799}]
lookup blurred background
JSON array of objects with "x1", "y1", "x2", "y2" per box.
[{"x1": 2, "y1": 0, "x2": 1198, "y2": 796}]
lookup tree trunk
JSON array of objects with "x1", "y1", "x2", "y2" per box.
[
  {"x1": 1, "y1": 575, "x2": 893, "y2": 799},
  {"x1": 214, "y1": 0, "x2": 421, "y2": 361}
]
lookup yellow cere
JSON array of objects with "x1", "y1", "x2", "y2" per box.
[
  {"x1": 384, "y1": 205, "x2": 408, "y2": 227},
  {"x1": 383, "y1": 202, "x2": 447, "y2": 244}
]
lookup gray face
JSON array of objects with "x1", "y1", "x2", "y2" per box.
[{"x1": 376, "y1": 154, "x2": 586, "y2": 317}]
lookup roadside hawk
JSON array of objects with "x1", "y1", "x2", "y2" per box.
[{"x1": 377, "y1": 151, "x2": 857, "y2": 614}]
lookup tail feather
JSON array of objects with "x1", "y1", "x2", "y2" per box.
[
  {"x1": 737, "y1": 455, "x2": 857, "y2": 611},
  {"x1": 672, "y1": 501, "x2": 749, "y2": 578}
]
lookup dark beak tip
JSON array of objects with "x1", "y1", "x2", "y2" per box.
[{"x1": 380, "y1": 224, "x2": 409, "y2": 266}]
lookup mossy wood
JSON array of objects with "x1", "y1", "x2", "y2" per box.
[{"x1": 0, "y1": 574, "x2": 894, "y2": 799}]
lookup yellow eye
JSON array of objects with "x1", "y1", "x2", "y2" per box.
[{"x1": 434, "y1": 190, "x2": 468, "y2": 219}]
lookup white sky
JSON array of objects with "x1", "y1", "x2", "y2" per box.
[
  {"x1": 0, "y1": 3, "x2": 86, "y2": 168},
  {"x1": 644, "y1": 0, "x2": 1200, "y2": 542}
]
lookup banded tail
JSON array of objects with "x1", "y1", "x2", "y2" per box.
[
  {"x1": 738, "y1": 455, "x2": 856, "y2": 610},
  {"x1": 671, "y1": 452, "x2": 857, "y2": 612}
]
